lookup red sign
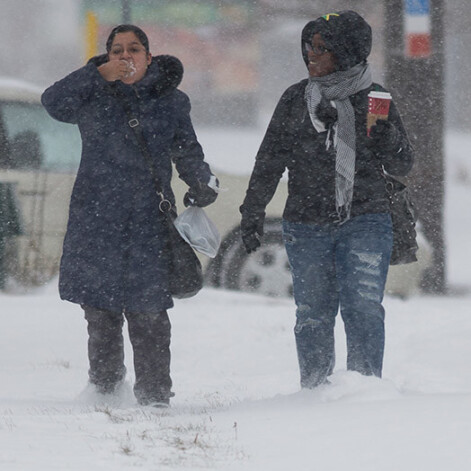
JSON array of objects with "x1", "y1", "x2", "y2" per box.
[{"x1": 406, "y1": 33, "x2": 431, "y2": 58}]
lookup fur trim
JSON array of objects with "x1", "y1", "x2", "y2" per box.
[
  {"x1": 87, "y1": 54, "x2": 108, "y2": 67},
  {"x1": 154, "y1": 55, "x2": 183, "y2": 93},
  {"x1": 87, "y1": 54, "x2": 184, "y2": 94}
]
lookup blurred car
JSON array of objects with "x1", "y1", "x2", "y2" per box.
[
  {"x1": 0, "y1": 78, "x2": 431, "y2": 297},
  {"x1": 0, "y1": 78, "x2": 81, "y2": 288}
]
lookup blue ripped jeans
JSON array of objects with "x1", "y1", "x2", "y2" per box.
[{"x1": 282, "y1": 213, "x2": 393, "y2": 388}]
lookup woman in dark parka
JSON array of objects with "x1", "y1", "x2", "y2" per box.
[
  {"x1": 240, "y1": 11, "x2": 414, "y2": 388},
  {"x1": 42, "y1": 25, "x2": 218, "y2": 406}
]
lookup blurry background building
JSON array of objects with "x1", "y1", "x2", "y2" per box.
[{"x1": 0, "y1": 0, "x2": 468, "y2": 130}]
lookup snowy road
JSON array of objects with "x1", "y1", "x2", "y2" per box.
[{"x1": 1, "y1": 285, "x2": 471, "y2": 470}]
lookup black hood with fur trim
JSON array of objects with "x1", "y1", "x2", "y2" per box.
[
  {"x1": 87, "y1": 54, "x2": 184, "y2": 95},
  {"x1": 301, "y1": 10, "x2": 372, "y2": 71}
]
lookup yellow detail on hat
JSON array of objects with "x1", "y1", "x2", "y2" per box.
[{"x1": 323, "y1": 13, "x2": 340, "y2": 21}]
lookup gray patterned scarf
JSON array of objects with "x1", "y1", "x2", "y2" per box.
[{"x1": 305, "y1": 63, "x2": 372, "y2": 221}]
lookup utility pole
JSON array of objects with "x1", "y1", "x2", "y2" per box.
[
  {"x1": 122, "y1": 0, "x2": 131, "y2": 23},
  {"x1": 385, "y1": 0, "x2": 446, "y2": 294}
]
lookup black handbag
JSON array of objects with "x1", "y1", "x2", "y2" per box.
[
  {"x1": 117, "y1": 94, "x2": 203, "y2": 299},
  {"x1": 384, "y1": 173, "x2": 418, "y2": 265},
  {"x1": 163, "y1": 209, "x2": 204, "y2": 299}
]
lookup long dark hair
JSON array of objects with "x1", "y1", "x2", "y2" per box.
[{"x1": 106, "y1": 24, "x2": 150, "y2": 53}]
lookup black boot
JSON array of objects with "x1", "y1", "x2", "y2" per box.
[
  {"x1": 125, "y1": 310, "x2": 173, "y2": 406},
  {"x1": 83, "y1": 305, "x2": 127, "y2": 394}
]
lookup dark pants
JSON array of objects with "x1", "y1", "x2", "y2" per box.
[
  {"x1": 283, "y1": 214, "x2": 393, "y2": 388},
  {"x1": 83, "y1": 305, "x2": 172, "y2": 405}
]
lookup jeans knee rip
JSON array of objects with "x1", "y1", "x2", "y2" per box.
[
  {"x1": 358, "y1": 288, "x2": 381, "y2": 303},
  {"x1": 295, "y1": 305, "x2": 323, "y2": 334},
  {"x1": 357, "y1": 279, "x2": 381, "y2": 302},
  {"x1": 353, "y1": 251, "x2": 382, "y2": 274},
  {"x1": 352, "y1": 251, "x2": 384, "y2": 302}
]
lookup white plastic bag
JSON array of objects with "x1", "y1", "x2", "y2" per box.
[{"x1": 173, "y1": 206, "x2": 221, "y2": 258}]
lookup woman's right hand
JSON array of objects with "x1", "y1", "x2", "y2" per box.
[{"x1": 98, "y1": 60, "x2": 135, "y2": 82}]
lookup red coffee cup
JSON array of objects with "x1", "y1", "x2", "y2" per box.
[{"x1": 367, "y1": 91, "x2": 392, "y2": 136}]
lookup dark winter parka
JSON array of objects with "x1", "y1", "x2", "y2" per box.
[
  {"x1": 41, "y1": 55, "x2": 213, "y2": 313},
  {"x1": 240, "y1": 81, "x2": 414, "y2": 225}
]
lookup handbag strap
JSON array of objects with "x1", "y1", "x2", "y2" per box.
[
  {"x1": 381, "y1": 169, "x2": 407, "y2": 195},
  {"x1": 114, "y1": 89, "x2": 173, "y2": 213}
]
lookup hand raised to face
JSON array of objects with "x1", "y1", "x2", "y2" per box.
[
  {"x1": 99, "y1": 31, "x2": 152, "y2": 84},
  {"x1": 98, "y1": 59, "x2": 136, "y2": 82}
]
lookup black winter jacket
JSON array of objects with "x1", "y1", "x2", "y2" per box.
[{"x1": 240, "y1": 79, "x2": 413, "y2": 225}]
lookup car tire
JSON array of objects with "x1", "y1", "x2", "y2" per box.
[{"x1": 205, "y1": 218, "x2": 293, "y2": 298}]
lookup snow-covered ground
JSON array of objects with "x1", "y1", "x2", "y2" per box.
[{"x1": 1, "y1": 129, "x2": 470, "y2": 470}]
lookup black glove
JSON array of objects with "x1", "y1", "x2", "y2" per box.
[
  {"x1": 184, "y1": 178, "x2": 218, "y2": 207},
  {"x1": 315, "y1": 98, "x2": 338, "y2": 128},
  {"x1": 368, "y1": 119, "x2": 401, "y2": 153},
  {"x1": 240, "y1": 214, "x2": 264, "y2": 254}
]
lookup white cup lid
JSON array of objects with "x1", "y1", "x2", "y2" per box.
[{"x1": 368, "y1": 91, "x2": 392, "y2": 100}]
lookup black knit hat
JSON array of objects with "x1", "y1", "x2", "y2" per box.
[{"x1": 301, "y1": 11, "x2": 372, "y2": 71}]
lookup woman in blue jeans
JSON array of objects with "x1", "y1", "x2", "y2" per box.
[{"x1": 240, "y1": 11, "x2": 413, "y2": 388}]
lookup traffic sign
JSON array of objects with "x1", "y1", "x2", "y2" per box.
[{"x1": 404, "y1": 0, "x2": 431, "y2": 58}]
